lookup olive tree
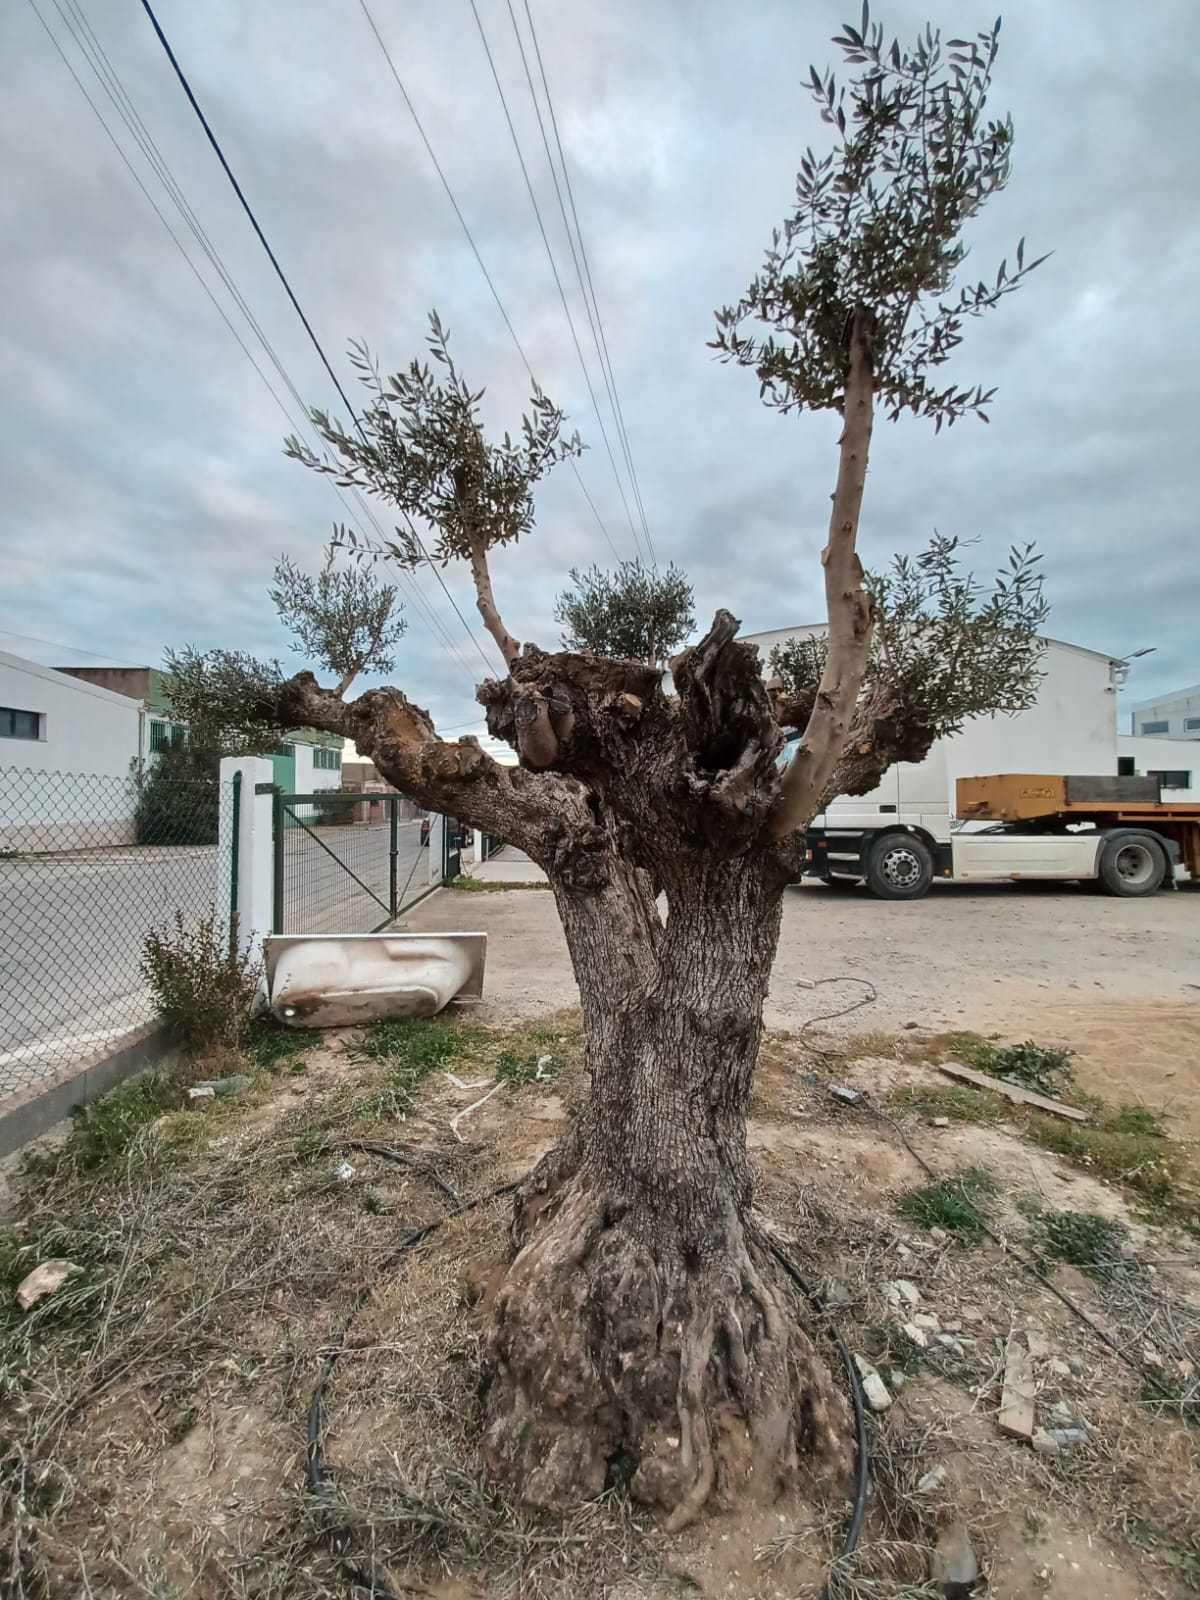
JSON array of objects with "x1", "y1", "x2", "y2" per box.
[
  {"x1": 555, "y1": 558, "x2": 695, "y2": 664},
  {"x1": 169, "y1": 11, "x2": 1045, "y2": 1527}
]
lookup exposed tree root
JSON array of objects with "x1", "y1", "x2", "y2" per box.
[{"x1": 480, "y1": 1163, "x2": 852, "y2": 1527}]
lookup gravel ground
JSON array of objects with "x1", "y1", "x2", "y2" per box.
[{"x1": 408, "y1": 875, "x2": 1200, "y2": 1129}]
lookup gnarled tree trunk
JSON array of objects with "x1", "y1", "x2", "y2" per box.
[
  {"x1": 480, "y1": 848, "x2": 849, "y2": 1524},
  {"x1": 265, "y1": 610, "x2": 867, "y2": 1526}
]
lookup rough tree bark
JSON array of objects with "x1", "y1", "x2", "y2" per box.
[
  {"x1": 258, "y1": 612, "x2": 862, "y2": 1525},
  {"x1": 481, "y1": 850, "x2": 850, "y2": 1523}
]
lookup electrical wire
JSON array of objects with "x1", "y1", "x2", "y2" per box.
[
  {"x1": 136, "y1": 0, "x2": 504, "y2": 679},
  {"x1": 352, "y1": 0, "x2": 622, "y2": 564},
  {"x1": 61, "y1": 0, "x2": 487, "y2": 688},
  {"x1": 138, "y1": 0, "x2": 360, "y2": 426},
  {"x1": 467, "y1": 0, "x2": 644, "y2": 561},
  {"x1": 508, "y1": 0, "x2": 656, "y2": 564},
  {"x1": 28, "y1": 0, "x2": 484, "y2": 709}
]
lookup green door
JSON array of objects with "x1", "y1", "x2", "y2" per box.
[{"x1": 269, "y1": 743, "x2": 296, "y2": 791}]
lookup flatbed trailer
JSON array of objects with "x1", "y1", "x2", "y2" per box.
[{"x1": 805, "y1": 773, "x2": 1200, "y2": 900}]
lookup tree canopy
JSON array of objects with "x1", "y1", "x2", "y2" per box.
[{"x1": 554, "y1": 559, "x2": 695, "y2": 665}]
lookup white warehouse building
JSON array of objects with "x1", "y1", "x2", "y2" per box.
[
  {"x1": 1127, "y1": 684, "x2": 1200, "y2": 742},
  {"x1": 741, "y1": 626, "x2": 1124, "y2": 817}
]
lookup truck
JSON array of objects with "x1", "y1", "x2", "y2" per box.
[{"x1": 804, "y1": 770, "x2": 1200, "y2": 900}]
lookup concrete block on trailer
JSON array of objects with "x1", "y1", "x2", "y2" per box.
[{"x1": 264, "y1": 932, "x2": 487, "y2": 1028}]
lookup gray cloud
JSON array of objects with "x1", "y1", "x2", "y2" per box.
[{"x1": 2, "y1": 0, "x2": 1196, "y2": 736}]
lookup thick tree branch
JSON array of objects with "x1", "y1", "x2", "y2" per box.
[
  {"x1": 771, "y1": 311, "x2": 877, "y2": 836},
  {"x1": 260, "y1": 671, "x2": 578, "y2": 860}
]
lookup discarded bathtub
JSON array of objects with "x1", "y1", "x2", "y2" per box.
[{"x1": 264, "y1": 932, "x2": 487, "y2": 1028}]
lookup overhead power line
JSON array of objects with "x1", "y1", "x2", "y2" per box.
[
  {"x1": 467, "y1": 0, "x2": 645, "y2": 562},
  {"x1": 27, "y1": 0, "x2": 486, "y2": 703},
  {"x1": 136, "y1": 0, "x2": 502, "y2": 678},
  {"x1": 516, "y1": 0, "x2": 656, "y2": 564},
  {"x1": 138, "y1": 0, "x2": 361, "y2": 426},
  {"x1": 352, "y1": 0, "x2": 621, "y2": 563}
]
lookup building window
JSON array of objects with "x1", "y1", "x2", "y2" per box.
[
  {"x1": 269, "y1": 743, "x2": 295, "y2": 758},
  {"x1": 0, "y1": 706, "x2": 40, "y2": 740},
  {"x1": 1140, "y1": 720, "x2": 1170, "y2": 735},
  {"x1": 313, "y1": 747, "x2": 342, "y2": 771},
  {"x1": 1186, "y1": 718, "x2": 1200, "y2": 732},
  {"x1": 149, "y1": 719, "x2": 187, "y2": 752},
  {"x1": 1150, "y1": 770, "x2": 1191, "y2": 791},
  {"x1": 1117, "y1": 756, "x2": 1135, "y2": 776}
]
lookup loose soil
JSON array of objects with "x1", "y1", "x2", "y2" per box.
[{"x1": 2, "y1": 884, "x2": 1199, "y2": 1597}]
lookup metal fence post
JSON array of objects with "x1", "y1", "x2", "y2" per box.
[
  {"x1": 271, "y1": 787, "x2": 284, "y2": 934},
  {"x1": 228, "y1": 770, "x2": 241, "y2": 953},
  {"x1": 389, "y1": 796, "x2": 399, "y2": 921}
]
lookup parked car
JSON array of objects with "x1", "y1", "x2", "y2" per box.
[{"x1": 419, "y1": 815, "x2": 470, "y2": 850}]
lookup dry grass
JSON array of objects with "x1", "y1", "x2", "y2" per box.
[{"x1": 3, "y1": 1008, "x2": 1200, "y2": 1598}]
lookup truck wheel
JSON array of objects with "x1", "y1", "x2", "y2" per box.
[
  {"x1": 1098, "y1": 834, "x2": 1166, "y2": 897},
  {"x1": 866, "y1": 834, "x2": 933, "y2": 901}
]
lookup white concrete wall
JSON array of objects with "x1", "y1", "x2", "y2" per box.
[
  {"x1": 1118, "y1": 735, "x2": 1200, "y2": 802},
  {"x1": 0, "y1": 652, "x2": 144, "y2": 849},
  {"x1": 746, "y1": 628, "x2": 1120, "y2": 820},
  {"x1": 1128, "y1": 685, "x2": 1200, "y2": 739}
]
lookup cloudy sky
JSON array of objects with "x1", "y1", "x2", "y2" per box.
[{"x1": 3, "y1": 0, "x2": 1196, "y2": 738}]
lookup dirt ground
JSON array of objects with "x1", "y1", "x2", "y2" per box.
[
  {"x1": 410, "y1": 878, "x2": 1200, "y2": 1135},
  {"x1": 3, "y1": 879, "x2": 1200, "y2": 1599}
]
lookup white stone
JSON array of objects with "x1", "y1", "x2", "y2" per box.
[
  {"x1": 913, "y1": 1312, "x2": 941, "y2": 1332},
  {"x1": 892, "y1": 1279, "x2": 922, "y2": 1306},
  {"x1": 188, "y1": 1085, "x2": 216, "y2": 1101},
  {"x1": 903, "y1": 1322, "x2": 929, "y2": 1350},
  {"x1": 16, "y1": 1260, "x2": 82, "y2": 1312},
  {"x1": 861, "y1": 1372, "x2": 892, "y2": 1412},
  {"x1": 916, "y1": 1464, "x2": 947, "y2": 1493}
]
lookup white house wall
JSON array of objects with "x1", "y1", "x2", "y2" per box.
[
  {"x1": 0, "y1": 653, "x2": 144, "y2": 849},
  {"x1": 1118, "y1": 735, "x2": 1200, "y2": 802},
  {"x1": 293, "y1": 742, "x2": 343, "y2": 793}
]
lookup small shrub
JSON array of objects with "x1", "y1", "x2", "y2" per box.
[
  {"x1": 954, "y1": 1037, "x2": 1074, "y2": 1095},
  {"x1": 133, "y1": 745, "x2": 220, "y2": 845},
  {"x1": 1037, "y1": 1207, "x2": 1127, "y2": 1270},
  {"x1": 141, "y1": 908, "x2": 261, "y2": 1053},
  {"x1": 898, "y1": 1168, "x2": 994, "y2": 1241}
]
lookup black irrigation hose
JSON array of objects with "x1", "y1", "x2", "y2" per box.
[
  {"x1": 767, "y1": 1237, "x2": 872, "y2": 1589},
  {"x1": 303, "y1": 1178, "x2": 871, "y2": 1600}
]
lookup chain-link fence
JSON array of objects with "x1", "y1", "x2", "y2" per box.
[
  {"x1": 0, "y1": 765, "x2": 231, "y2": 1105},
  {"x1": 274, "y1": 790, "x2": 432, "y2": 935}
]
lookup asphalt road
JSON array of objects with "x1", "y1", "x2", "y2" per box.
[{"x1": 0, "y1": 820, "x2": 429, "y2": 1102}]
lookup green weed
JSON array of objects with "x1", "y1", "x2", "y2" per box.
[
  {"x1": 1036, "y1": 1207, "x2": 1127, "y2": 1270},
  {"x1": 953, "y1": 1036, "x2": 1075, "y2": 1095},
  {"x1": 246, "y1": 1019, "x2": 319, "y2": 1071},
  {"x1": 898, "y1": 1168, "x2": 995, "y2": 1241},
  {"x1": 446, "y1": 874, "x2": 550, "y2": 893}
]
